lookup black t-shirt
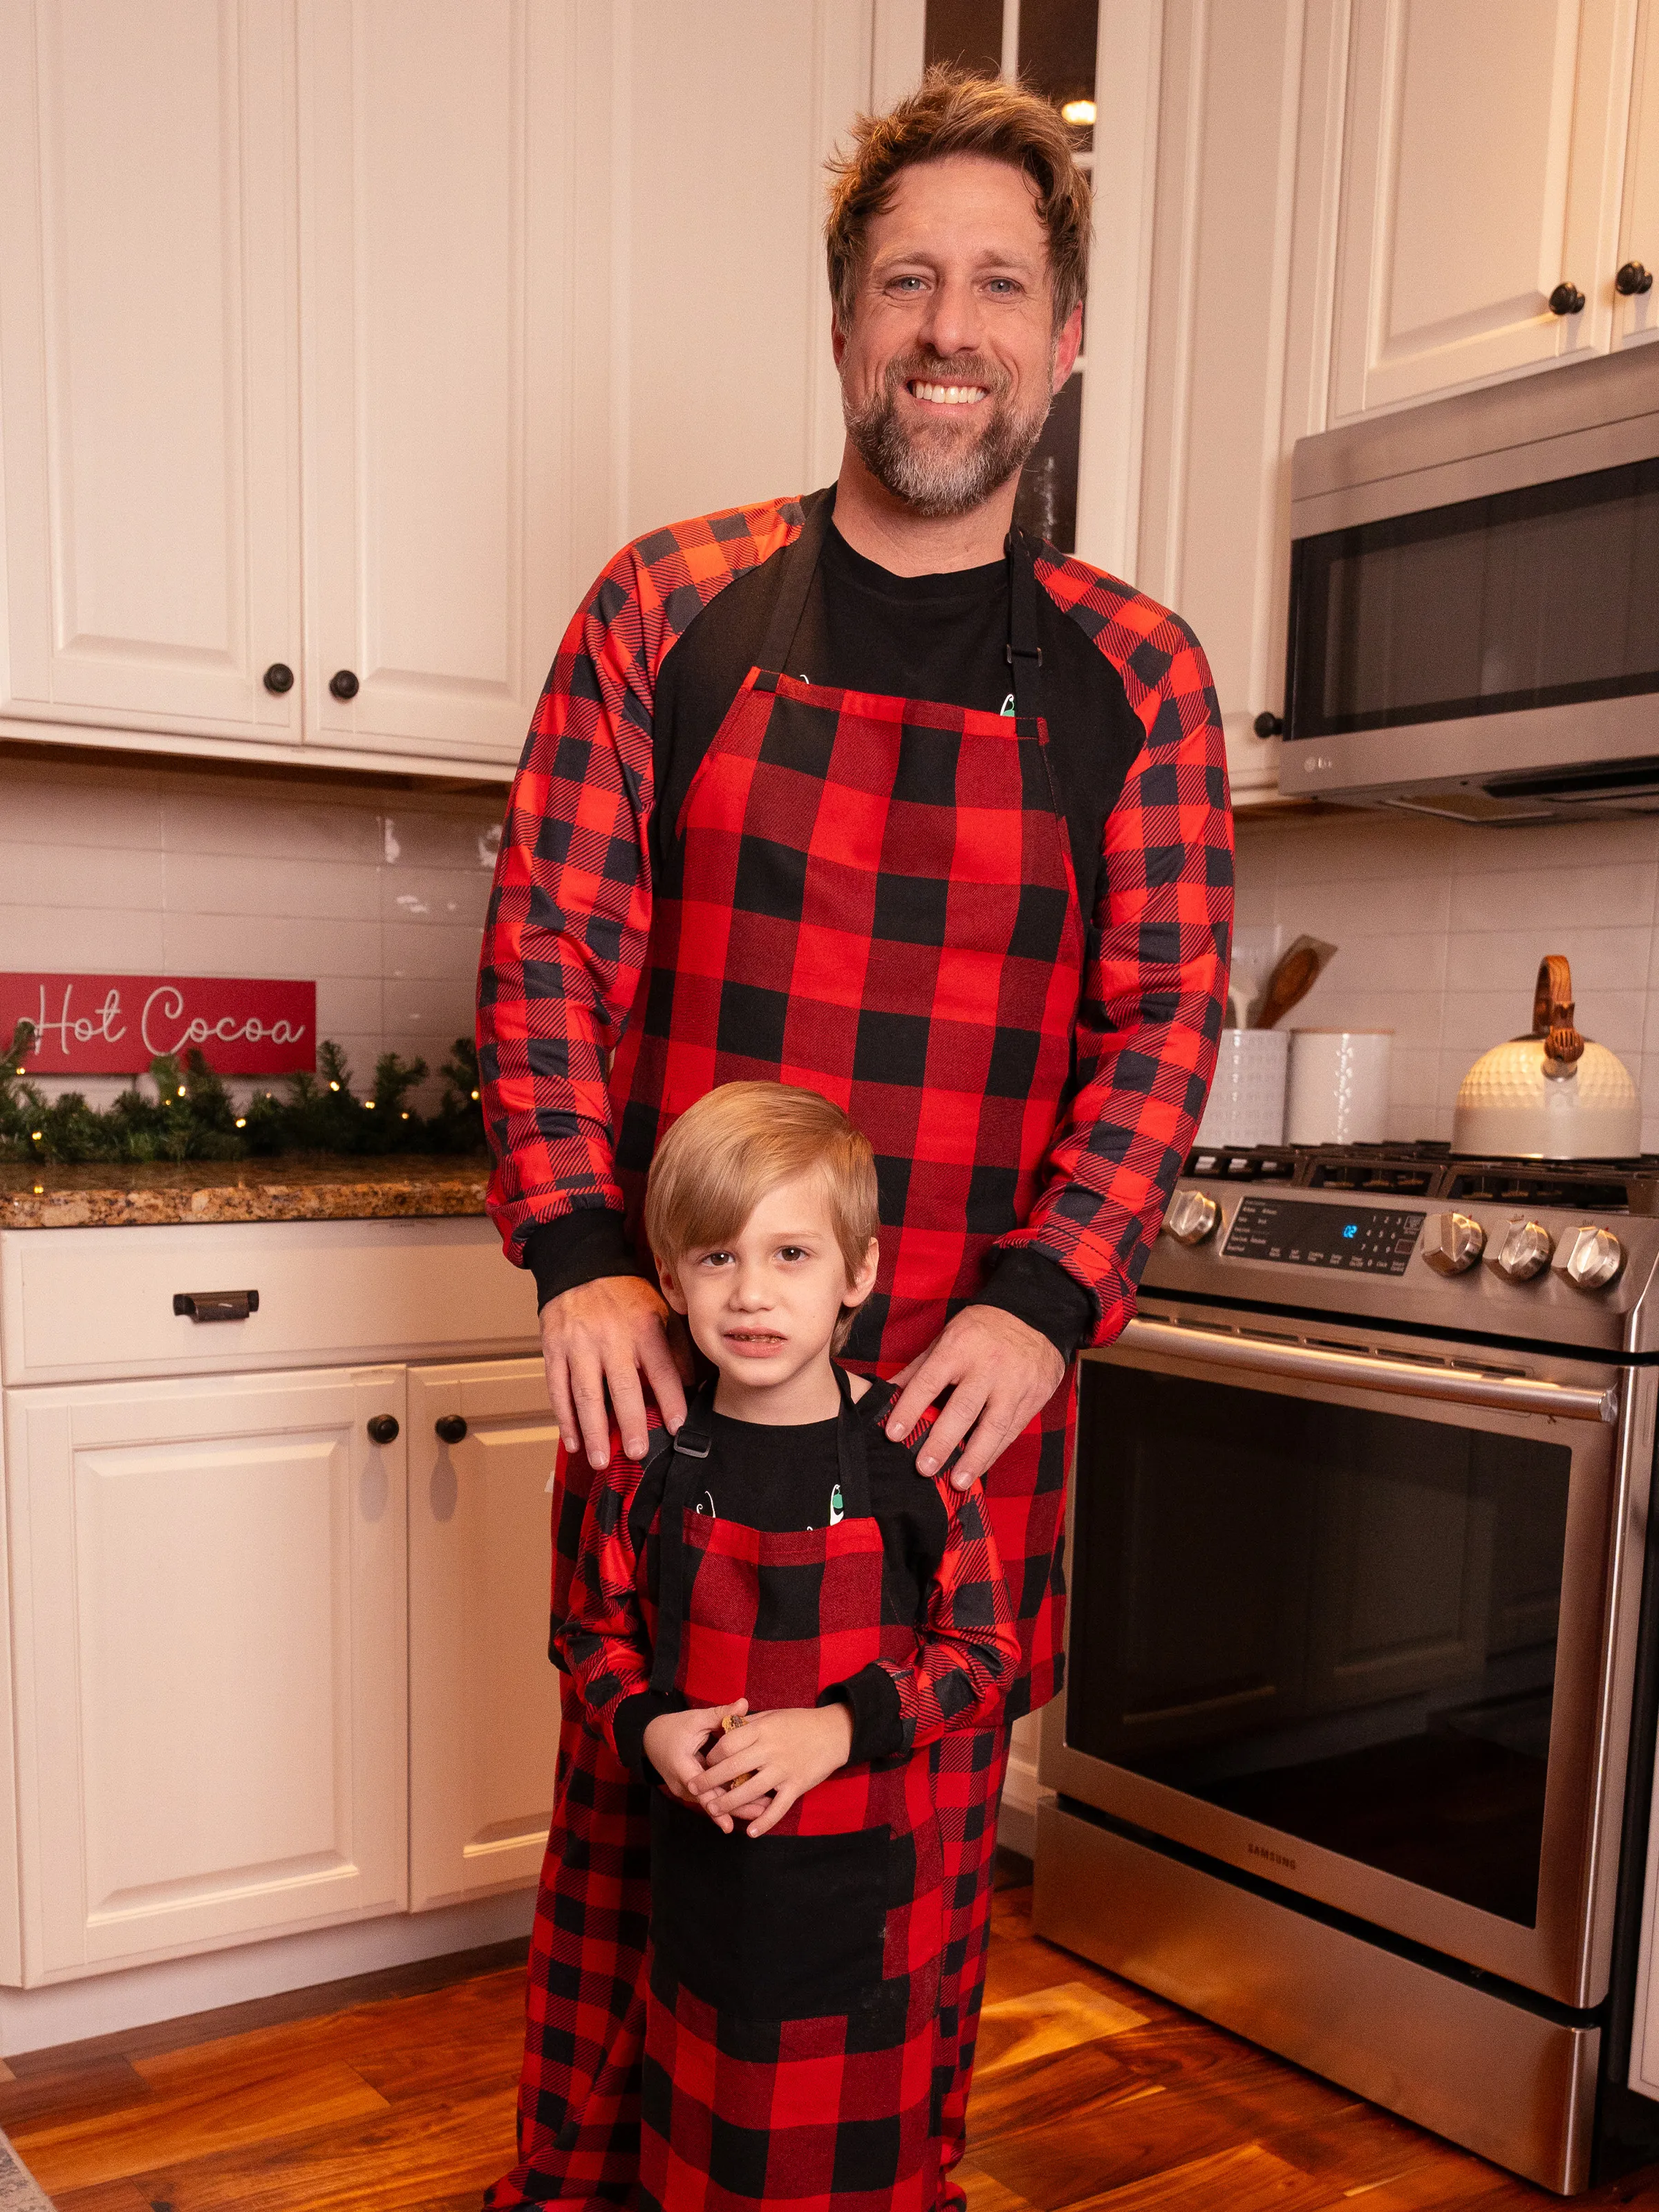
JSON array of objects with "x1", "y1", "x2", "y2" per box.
[{"x1": 529, "y1": 512, "x2": 1143, "y2": 1358}]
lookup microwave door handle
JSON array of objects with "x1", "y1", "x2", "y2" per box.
[{"x1": 1116, "y1": 1318, "x2": 1618, "y2": 1426}]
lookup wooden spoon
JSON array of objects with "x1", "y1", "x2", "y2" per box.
[{"x1": 1253, "y1": 936, "x2": 1336, "y2": 1029}]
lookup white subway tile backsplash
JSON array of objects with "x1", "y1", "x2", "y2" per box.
[
  {"x1": 0, "y1": 760, "x2": 507, "y2": 1112},
  {"x1": 0, "y1": 839, "x2": 165, "y2": 912},
  {"x1": 161, "y1": 790, "x2": 387, "y2": 865},
  {"x1": 1237, "y1": 806, "x2": 1659, "y2": 1147},
  {"x1": 379, "y1": 866, "x2": 494, "y2": 926},
  {"x1": 1448, "y1": 863, "x2": 1658, "y2": 935},
  {"x1": 165, "y1": 851, "x2": 383, "y2": 922},
  {"x1": 1, "y1": 906, "x2": 167, "y2": 971}
]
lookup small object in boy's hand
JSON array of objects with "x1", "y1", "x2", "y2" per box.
[{"x1": 718, "y1": 1710, "x2": 758, "y2": 1787}]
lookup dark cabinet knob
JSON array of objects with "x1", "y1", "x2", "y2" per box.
[
  {"x1": 263, "y1": 662, "x2": 294, "y2": 694},
  {"x1": 330, "y1": 669, "x2": 359, "y2": 700},
  {"x1": 1548, "y1": 281, "x2": 1586, "y2": 316},
  {"x1": 366, "y1": 1414, "x2": 400, "y2": 1445},
  {"x1": 1253, "y1": 711, "x2": 1283, "y2": 738},
  {"x1": 435, "y1": 1414, "x2": 468, "y2": 1445},
  {"x1": 1616, "y1": 261, "x2": 1654, "y2": 297}
]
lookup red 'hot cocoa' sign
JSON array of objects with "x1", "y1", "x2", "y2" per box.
[{"x1": 0, "y1": 975, "x2": 316, "y2": 1076}]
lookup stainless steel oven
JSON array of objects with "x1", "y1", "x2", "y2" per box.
[{"x1": 1034, "y1": 1145, "x2": 1659, "y2": 2193}]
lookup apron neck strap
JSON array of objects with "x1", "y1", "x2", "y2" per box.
[
  {"x1": 759, "y1": 489, "x2": 835, "y2": 677},
  {"x1": 1006, "y1": 527, "x2": 1043, "y2": 722}
]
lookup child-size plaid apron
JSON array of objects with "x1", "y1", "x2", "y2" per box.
[
  {"x1": 491, "y1": 496, "x2": 1083, "y2": 2206},
  {"x1": 636, "y1": 1373, "x2": 942, "y2": 2211}
]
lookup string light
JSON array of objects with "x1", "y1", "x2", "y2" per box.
[
  {"x1": 234, "y1": 1116, "x2": 247, "y2": 1129},
  {"x1": 1060, "y1": 97, "x2": 1096, "y2": 125},
  {"x1": 365, "y1": 1100, "x2": 376, "y2": 1109},
  {"x1": 328, "y1": 1080, "x2": 340, "y2": 1092}
]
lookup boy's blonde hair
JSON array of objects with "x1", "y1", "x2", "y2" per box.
[{"x1": 645, "y1": 1084, "x2": 880, "y2": 1347}]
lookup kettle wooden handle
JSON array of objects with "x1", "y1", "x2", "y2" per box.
[{"x1": 1533, "y1": 954, "x2": 1584, "y2": 1067}]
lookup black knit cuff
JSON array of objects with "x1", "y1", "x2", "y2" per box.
[
  {"x1": 976, "y1": 1247, "x2": 1095, "y2": 1362},
  {"x1": 821, "y1": 1664, "x2": 903, "y2": 1765},
  {"x1": 523, "y1": 1209, "x2": 649, "y2": 1311},
  {"x1": 612, "y1": 1689, "x2": 679, "y2": 1783}
]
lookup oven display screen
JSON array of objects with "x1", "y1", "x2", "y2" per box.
[{"x1": 1224, "y1": 1197, "x2": 1424, "y2": 1274}]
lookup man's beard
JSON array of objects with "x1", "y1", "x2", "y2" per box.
[{"x1": 843, "y1": 350, "x2": 1052, "y2": 521}]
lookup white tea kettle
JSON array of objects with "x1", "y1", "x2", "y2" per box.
[{"x1": 1452, "y1": 955, "x2": 1641, "y2": 1161}]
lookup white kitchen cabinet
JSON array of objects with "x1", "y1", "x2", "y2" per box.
[
  {"x1": 6, "y1": 1363, "x2": 409, "y2": 1982},
  {"x1": 1330, "y1": 0, "x2": 1641, "y2": 418},
  {"x1": 407, "y1": 1358, "x2": 561, "y2": 1910},
  {"x1": 297, "y1": 0, "x2": 602, "y2": 766},
  {"x1": 1109, "y1": 0, "x2": 1331, "y2": 803},
  {"x1": 0, "y1": 0, "x2": 303, "y2": 744},
  {"x1": 1616, "y1": 0, "x2": 1659, "y2": 348}
]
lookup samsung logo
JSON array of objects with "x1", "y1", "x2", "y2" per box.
[{"x1": 1248, "y1": 1842, "x2": 1297, "y2": 1870}]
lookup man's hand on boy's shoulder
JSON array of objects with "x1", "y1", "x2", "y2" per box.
[
  {"x1": 885, "y1": 1304, "x2": 1065, "y2": 1492},
  {"x1": 691, "y1": 1703, "x2": 855, "y2": 1839},
  {"x1": 541, "y1": 1273, "x2": 694, "y2": 1469}
]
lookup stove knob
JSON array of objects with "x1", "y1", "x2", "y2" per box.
[
  {"x1": 1163, "y1": 1190, "x2": 1221, "y2": 1247},
  {"x1": 1487, "y1": 1217, "x2": 1555, "y2": 1283},
  {"x1": 1421, "y1": 1211, "x2": 1486, "y2": 1275},
  {"x1": 1554, "y1": 1224, "x2": 1624, "y2": 1293}
]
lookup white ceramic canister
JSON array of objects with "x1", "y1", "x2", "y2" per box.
[
  {"x1": 1286, "y1": 1030, "x2": 1392, "y2": 1147},
  {"x1": 1194, "y1": 1029, "x2": 1290, "y2": 1148}
]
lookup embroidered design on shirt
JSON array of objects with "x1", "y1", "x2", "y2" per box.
[
  {"x1": 1000, "y1": 691, "x2": 1015, "y2": 716},
  {"x1": 694, "y1": 1488, "x2": 715, "y2": 1517},
  {"x1": 829, "y1": 1481, "x2": 845, "y2": 1525}
]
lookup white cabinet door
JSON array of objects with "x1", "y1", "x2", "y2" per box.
[
  {"x1": 1617, "y1": 0, "x2": 1659, "y2": 346},
  {"x1": 408, "y1": 1358, "x2": 561, "y2": 1910},
  {"x1": 1124, "y1": 0, "x2": 1315, "y2": 803},
  {"x1": 0, "y1": 0, "x2": 302, "y2": 739},
  {"x1": 297, "y1": 0, "x2": 602, "y2": 767},
  {"x1": 7, "y1": 1365, "x2": 407, "y2": 1982},
  {"x1": 616, "y1": 0, "x2": 873, "y2": 536},
  {"x1": 1331, "y1": 0, "x2": 1638, "y2": 418}
]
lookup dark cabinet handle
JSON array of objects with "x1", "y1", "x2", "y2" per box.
[
  {"x1": 1548, "y1": 281, "x2": 1586, "y2": 316},
  {"x1": 1616, "y1": 261, "x2": 1653, "y2": 297},
  {"x1": 262, "y1": 663, "x2": 294, "y2": 695},
  {"x1": 366, "y1": 1414, "x2": 400, "y2": 1445},
  {"x1": 174, "y1": 1288, "x2": 259, "y2": 1322},
  {"x1": 1253, "y1": 711, "x2": 1283, "y2": 738},
  {"x1": 435, "y1": 1414, "x2": 468, "y2": 1444},
  {"x1": 330, "y1": 669, "x2": 359, "y2": 700}
]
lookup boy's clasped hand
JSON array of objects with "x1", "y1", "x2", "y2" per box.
[{"x1": 641, "y1": 1695, "x2": 856, "y2": 1838}]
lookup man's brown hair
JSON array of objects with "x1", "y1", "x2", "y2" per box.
[
  {"x1": 644, "y1": 1082, "x2": 880, "y2": 1347},
  {"x1": 825, "y1": 64, "x2": 1092, "y2": 335}
]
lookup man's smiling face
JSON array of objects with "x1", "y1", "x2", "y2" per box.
[{"x1": 834, "y1": 152, "x2": 1082, "y2": 521}]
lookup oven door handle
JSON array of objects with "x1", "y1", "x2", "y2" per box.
[{"x1": 1116, "y1": 1318, "x2": 1619, "y2": 1425}]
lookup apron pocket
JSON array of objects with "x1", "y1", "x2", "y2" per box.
[{"x1": 650, "y1": 1794, "x2": 890, "y2": 2020}]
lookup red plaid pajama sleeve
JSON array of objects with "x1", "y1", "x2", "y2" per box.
[
  {"x1": 997, "y1": 556, "x2": 1234, "y2": 1347},
  {"x1": 554, "y1": 1450, "x2": 657, "y2": 1761},
  {"x1": 478, "y1": 504, "x2": 803, "y2": 1257},
  {"x1": 876, "y1": 1477, "x2": 1020, "y2": 1749}
]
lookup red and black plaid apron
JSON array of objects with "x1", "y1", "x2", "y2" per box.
[
  {"x1": 491, "y1": 498, "x2": 1082, "y2": 2207},
  {"x1": 637, "y1": 1374, "x2": 942, "y2": 2211}
]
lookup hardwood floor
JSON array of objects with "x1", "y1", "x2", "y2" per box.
[{"x1": 6, "y1": 1863, "x2": 1658, "y2": 2210}]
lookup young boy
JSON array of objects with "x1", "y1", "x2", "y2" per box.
[{"x1": 556, "y1": 1080, "x2": 1019, "y2": 2212}]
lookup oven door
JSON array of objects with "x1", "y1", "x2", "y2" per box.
[{"x1": 1044, "y1": 1306, "x2": 1656, "y2": 2010}]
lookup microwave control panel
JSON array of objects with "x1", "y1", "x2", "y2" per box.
[{"x1": 1223, "y1": 1197, "x2": 1425, "y2": 1276}]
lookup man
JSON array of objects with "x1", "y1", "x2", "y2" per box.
[{"x1": 478, "y1": 64, "x2": 1231, "y2": 2210}]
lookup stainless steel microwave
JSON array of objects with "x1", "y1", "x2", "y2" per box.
[{"x1": 1280, "y1": 346, "x2": 1659, "y2": 823}]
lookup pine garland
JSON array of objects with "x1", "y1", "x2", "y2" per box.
[{"x1": 0, "y1": 1022, "x2": 486, "y2": 1165}]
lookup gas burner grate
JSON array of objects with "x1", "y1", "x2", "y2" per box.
[{"x1": 1183, "y1": 1142, "x2": 1659, "y2": 1215}]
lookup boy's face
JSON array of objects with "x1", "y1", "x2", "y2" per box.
[{"x1": 657, "y1": 1170, "x2": 880, "y2": 1418}]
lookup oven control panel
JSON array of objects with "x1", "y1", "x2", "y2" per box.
[{"x1": 1223, "y1": 1197, "x2": 1425, "y2": 1275}]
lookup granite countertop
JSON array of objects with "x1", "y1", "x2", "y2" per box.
[{"x1": 0, "y1": 1156, "x2": 491, "y2": 1230}]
